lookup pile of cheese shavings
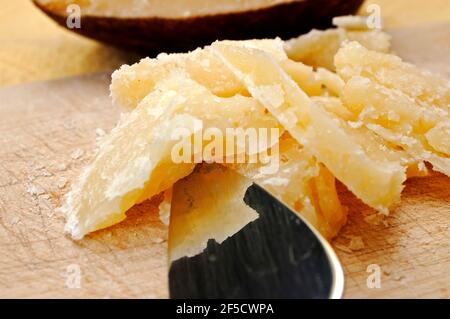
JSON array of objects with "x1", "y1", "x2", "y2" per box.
[{"x1": 61, "y1": 16, "x2": 450, "y2": 241}]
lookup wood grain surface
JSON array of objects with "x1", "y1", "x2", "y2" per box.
[
  {"x1": 335, "y1": 175, "x2": 449, "y2": 298},
  {"x1": 0, "y1": 24, "x2": 449, "y2": 299},
  {"x1": 0, "y1": 74, "x2": 169, "y2": 298}
]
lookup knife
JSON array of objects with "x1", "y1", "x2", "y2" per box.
[{"x1": 167, "y1": 164, "x2": 344, "y2": 299}]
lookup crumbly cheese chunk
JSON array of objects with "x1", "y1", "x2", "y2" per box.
[
  {"x1": 316, "y1": 68, "x2": 345, "y2": 96},
  {"x1": 426, "y1": 121, "x2": 450, "y2": 155},
  {"x1": 341, "y1": 75, "x2": 450, "y2": 176},
  {"x1": 228, "y1": 134, "x2": 346, "y2": 239},
  {"x1": 284, "y1": 28, "x2": 391, "y2": 70},
  {"x1": 111, "y1": 38, "x2": 323, "y2": 109},
  {"x1": 168, "y1": 164, "x2": 258, "y2": 262},
  {"x1": 111, "y1": 48, "x2": 246, "y2": 109},
  {"x1": 313, "y1": 96, "x2": 429, "y2": 179},
  {"x1": 63, "y1": 70, "x2": 280, "y2": 239},
  {"x1": 335, "y1": 41, "x2": 450, "y2": 112},
  {"x1": 212, "y1": 43, "x2": 406, "y2": 213},
  {"x1": 313, "y1": 97, "x2": 414, "y2": 163}
]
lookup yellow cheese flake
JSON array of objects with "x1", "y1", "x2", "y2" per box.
[
  {"x1": 63, "y1": 70, "x2": 280, "y2": 239},
  {"x1": 341, "y1": 75, "x2": 450, "y2": 176},
  {"x1": 284, "y1": 28, "x2": 391, "y2": 70},
  {"x1": 212, "y1": 43, "x2": 406, "y2": 213},
  {"x1": 168, "y1": 164, "x2": 258, "y2": 262},
  {"x1": 228, "y1": 134, "x2": 347, "y2": 239},
  {"x1": 111, "y1": 38, "x2": 322, "y2": 109},
  {"x1": 335, "y1": 41, "x2": 450, "y2": 112}
]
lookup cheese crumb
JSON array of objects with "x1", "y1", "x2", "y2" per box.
[
  {"x1": 364, "y1": 213, "x2": 389, "y2": 226},
  {"x1": 95, "y1": 128, "x2": 106, "y2": 137},
  {"x1": 57, "y1": 178, "x2": 68, "y2": 189},
  {"x1": 70, "y1": 148, "x2": 85, "y2": 160},
  {"x1": 26, "y1": 183, "x2": 46, "y2": 196},
  {"x1": 54, "y1": 163, "x2": 68, "y2": 171},
  {"x1": 10, "y1": 217, "x2": 21, "y2": 226},
  {"x1": 348, "y1": 236, "x2": 365, "y2": 251},
  {"x1": 151, "y1": 237, "x2": 165, "y2": 244},
  {"x1": 334, "y1": 243, "x2": 353, "y2": 253}
]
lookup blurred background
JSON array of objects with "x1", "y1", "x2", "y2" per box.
[{"x1": 1, "y1": 0, "x2": 449, "y2": 88}]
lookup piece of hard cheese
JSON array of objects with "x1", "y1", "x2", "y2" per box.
[
  {"x1": 284, "y1": 28, "x2": 391, "y2": 70},
  {"x1": 335, "y1": 41, "x2": 450, "y2": 112},
  {"x1": 228, "y1": 134, "x2": 346, "y2": 239},
  {"x1": 212, "y1": 43, "x2": 406, "y2": 213},
  {"x1": 63, "y1": 70, "x2": 280, "y2": 239},
  {"x1": 168, "y1": 164, "x2": 258, "y2": 262},
  {"x1": 341, "y1": 75, "x2": 450, "y2": 176},
  {"x1": 110, "y1": 48, "x2": 245, "y2": 109},
  {"x1": 111, "y1": 38, "x2": 322, "y2": 109}
]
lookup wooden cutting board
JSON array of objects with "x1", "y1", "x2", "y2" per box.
[{"x1": 0, "y1": 24, "x2": 449, "y2": 298}]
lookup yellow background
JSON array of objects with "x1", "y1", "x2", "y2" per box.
[{"x1": 1, "y1": 0, "x2": 449, "y2": 87}]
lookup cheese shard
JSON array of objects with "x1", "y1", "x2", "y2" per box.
[
  {"x1": 111, "y1": 39, "x2": 284, "y2": 109},
  {"x1": 316, "y1": 68, "x2": 345, "y2": 96},
  {"x1": 63, "y1": 70, "x2": 280, "y2": 239},
  {"x1": 426, "y1": 121, "x2": 450, "y2": 155},
  {"x1": 341, "y1": 75, "x2": 450, "y2": 176},
  {"x1": 215, "y1": 39, "x2": 323, "y2": 96},
  {"x1": 313, "y1": 97, "x2": 412, "y2": 163},
  {"x1": 110, "y1": 48, "x2": 246, "y2": 109},
  {"x1": 111, "y1": 38, "x2": 323, "y2": 109},
  {"x1": 366, "y1": 123, "x2": 450, "y2": 176},
  {"x1": 158, "y1": 188, "x2": 172, "y2": 225},
  {"x1": 228, "y1": 134, "x2": 347, "y2": 239},
  {"x1": 284, "y1": 28, "x2": 391, "y2": 70},
  {"x1": 335, "y1": 41, "x2": 450, "y2": 112},
  {"x1": 279, "y1": 59, "x2": 322, "y2": 96},
  {"x1": 168, "y1": 164, "x2": 258, "y2": 262},
  {"x1": 313, "y1": 96, "x2": 429, "y2": 179},
  {"x1": 170, "y1": 137, "x2": 346, "y2": 259},
  {"x1": 212, "y1": 43, "x2": 406, "y2": 213}
]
